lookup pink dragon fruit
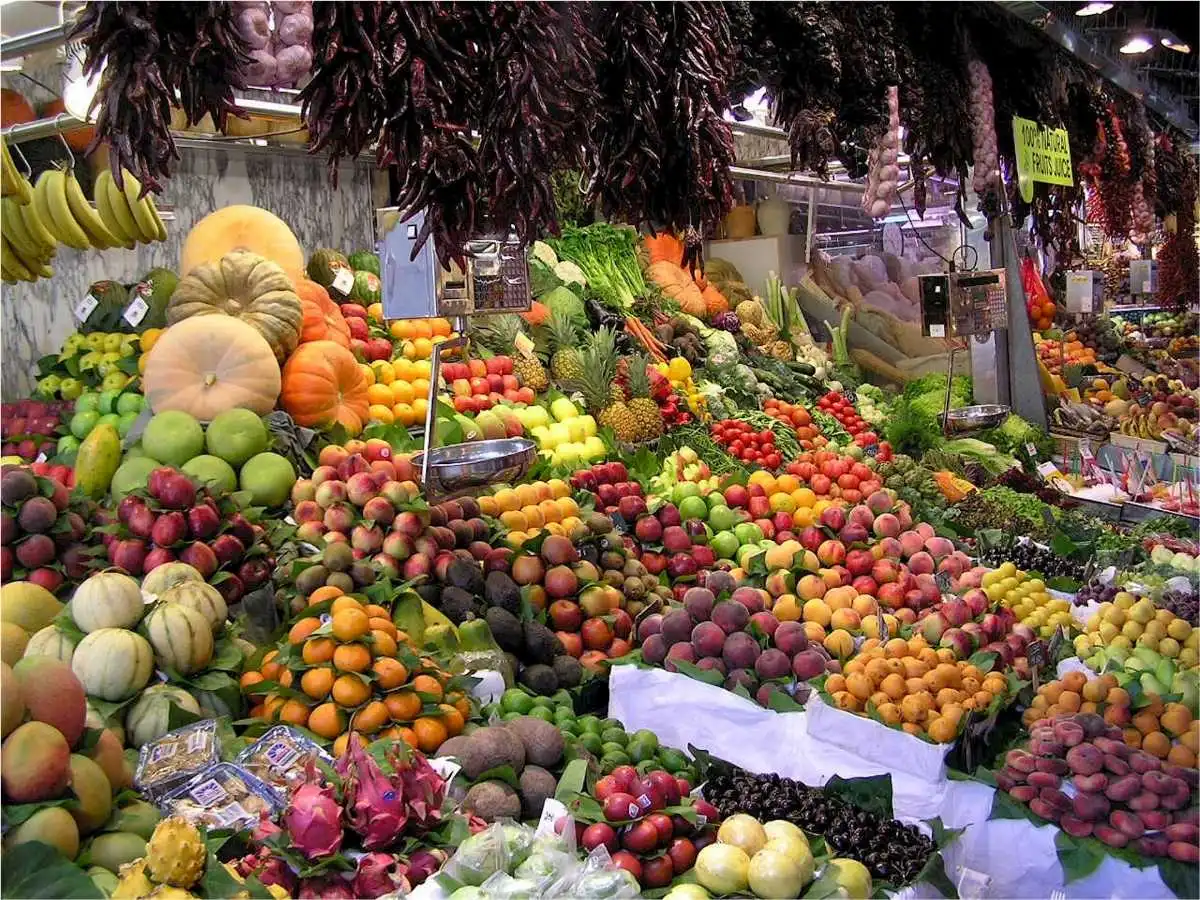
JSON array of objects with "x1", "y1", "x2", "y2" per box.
[
  {"x1": 251, "y1": 811, "x2": 282, "y2": 844},
  {"x1": 336, "y1": 734, "x2": 408, "y2": 849},
  {"x1": 283, "y1": 768, "x2": 344, "y2": 859},
  {"x1": 297, "y1": 875, "x2": 355, "y2": 899},
  {"x1": 236, "y1": 848, "x2": 297, "y2": 895},
  {"x1": 405, "y1": 848, "x2": 448, "y2": 887},
  {"x1": 389, "y1": 744, "x2": 447, "y2": 830},
  {"x1": 352, "y1": 852, "x2": 411, "y2": 899}
]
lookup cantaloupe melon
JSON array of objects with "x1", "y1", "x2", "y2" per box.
[{"x1": 180, "y1": 205, "x2": 304, "y2": 284}]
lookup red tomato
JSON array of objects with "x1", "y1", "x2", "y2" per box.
[{"x1": 764, "y1": 453, "x2": 781, "y2": 470}]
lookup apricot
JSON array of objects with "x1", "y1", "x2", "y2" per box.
[
  {"x1": 901, "y1": 691, "x2": 932, "y2": 724},
  {"x1": 884, "y1": 638, "x2": 909, "y2": 659},
  {"x1": 1058, "y1": 691, "x2": 1082, "y2": 713},
  {"x1": 1167, "y1": 744, "x2": 1197, "y2": 768},
  {"x1": 974, "y1": 690, "x2": 994, "y2": 709},
  {"x1": 927, "y1": 716, "x2": 958, "y2": 743},
  {"x1": 864, "y1": 658, "x2": 891, "y2": 684},
  {"x1": 1061, "y1": 671, "x2": 1087, "y2": 694},
  {"x1": 846, "y1": 673, "x2": 873, "y2": 701},
  {"x1": 877, "y1": 702, "x2": 901, "y2": 725},
  {"x1": 1106, "y1": 687, "x2": 1132, "y2": 707},
  {"x1": 832, "y1": 691, "x2": 861, "y2": 712},
  {"x1": 1123, "y1": 728, "x2": 1143, "y2": 749},
  {"x1": 881, "y1": 674, "x2": 907, "y2": 701},
  {"x1": 1133, "y1": 711, "x2": 1161, "y2": 736},
  {"x1": 1160, "y1": 704, "x2": 1192, "y2": 738},
  {"x1": 825, "y1": 674, "x2": 848, "y2": 695},
  {"x1": 901, "y1": 722, "x2": 923, "y2": 736},
  {"x1": 869, "y1": 691, "x2": 890, "y2": 709},
  {"x1": 1041, "y1": 682, "x2": 1064, "y2": 704},
  {"x1": 1142, "y1": 732, "x2": 1170, "y2": 759},
  {"x1": 906, "y1": 677, "x2": 927, "y2": 695},
  {"x1": 936, "y1": 688, "x2": 964, "y2": 708},
  {"x1": 902, "y1": 658, "x2": 929, "y2": 679}
]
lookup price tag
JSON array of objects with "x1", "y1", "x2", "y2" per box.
[
  {"x1": 1036, "y1": 461, "x2": 1060, "y2": 478},
  {"x1": 1025, "y1": 442, "x2": 1038, "y2": 459},
  {"x1": 1142, "y1": 281, "x2": 1152, "y2": 294},
  {"x1": 864, "y1": 443, "x2": 879, "y2": 458},
  {"x1": 876, "y1": 609, "x2": 888, "y2": 639},
  {"x1": 934, "y1": 571, "x2": 952, "y2": 594},
  {"x1": 1080, "y1": 441, "x2": 1095, "y2": 463},
  {"x1": 123, "y1": 293, "x2": 150, "y2": 327},
  {"x1": 929, "y1": 323, "x2": 946, "y2": 338},
  {"x1": 34, "y1": 451, "x2": 48, "y2": 463},
  {"x1": 74, "y1": 294, "x2": 99, "y2": 323},
  {"x1": 331, "y1": 268, "x2": 355, "y2": 296},
  {"x1": 535, "y1": 797, "x2": 569, "y2": 839}
]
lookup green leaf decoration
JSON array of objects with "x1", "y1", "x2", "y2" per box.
[
  {"x1": 822, "y1": 773, "x2": 894, "y2": 819},
  {"x1": 0, "y1": 841, "x2": 102, "y2": 898}
]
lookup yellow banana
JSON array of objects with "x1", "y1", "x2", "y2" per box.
[
  {"x1": 17, "y1": 194, "x2": 57, "y2": 255},
  {"x1": 146, "y1": 194, "x2": 167, "y2": 242},
  {"x1": 1, "y1": 234, "x2": 33, "y2": 281},
  {"x1": 98, "y1": 169, "x2": 141, "y2": 245},
  {"x1": 2, "y1": 198, "x2": 42, "y2": 264},
  {"x1": 0, "y1": 139, "x2": 32, "y2": 205},
  {"x1": 118, "y1": 169, "x2": 157, "y2": 242},
  {"x1": 43, "y1": 169, "x2": 91, "y2": 250},
  {"x1": 32, "y1": 169, "x2": 65, "y2": 245},
  {"x1": 93, "y1": 170, "x2": 135, "y2": 248},
  {"x1": 62, "y1": 168, "x2": 119, "y2": 249}
]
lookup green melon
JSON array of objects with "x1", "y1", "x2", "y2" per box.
[
  {"x1": 110, "y1": 457, "x2": 161, "y2": 501},
  {"x1": 79, "y1": 281, "x2": 128, "y2": 334},
  {"x1": 204, "y1": 408, "x2": 269, "y2": 467},
  {"x1": 181, "y1": 455, "x2": 237, "y2": 493},
  {"x1": 239, "y1": 452, "x2": 296, "y2": 507},
  {"x1": 141, "y1": 411, "x2": 204, "y2": 467},
  {"x1": 306, "y1": 248, "x2": 350, "y2": 289},
  {"x1": 348, "y1": 250, "x2": 380, "y2": 275}
]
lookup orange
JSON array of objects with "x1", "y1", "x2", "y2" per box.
[
  {"x1": 332, "y1": 673, "x2": 371, "y2": 708},
  {"x1": 303, "y1": 637, "x2": 336, "y2": 665},
  {"x1": 332, "y1": 731, "x2": 364, "y2": 757},
  {"x1": 353, "y1": 700, "x2": 390, "y2": 734},
  {"x1": 289, "y1": 617, "x2": 322, "y2": 645},
  {"x1": 392, "y1": 404, "x2": 416, "y2": 427},
  {"x1": 412, "y1": 320, "x2": 433, "y2": 340},
  {"x1": 390, "y1": 380, "x2": 415, "y2": 405},
  {"x1": 438, "y1": 703, "x2": 465, "y2": 736},
  {"x1": 395, "y1": 726, "x2": 418, "y2": 749},
  {"x1": 239, "y1": 671, "x2": 265, "y2": 691},
  {"x1": 371, "y1": 360, "x2": 395, "y2": 385},
  {"x1": 260, "y1": 650, "x2": 283, "y2": 681},
  {"x1": 368, "y1": 616, "x2": 398, "y2": 638},
  {"x1": 359, "y1": 363, "x2": 376, "y2": 387},
  {"x1": 301, "y1": 666, "x2": 335, "y2": 700},
  {"x1": 478, "y1": 495, "x2": 499, "y2": 517},
  {"x1": 278, "y1": 699, "x2": 311, "y2": 727},
  {"x1": 332, "y1": 607, "x2": 370, "y2": 642},
  {"x1": 431, "y1": 317, "x2": 452, "y2": 337},
  {"x1": 412, "y1": 716, "x2": 448, "y2": 752},
  {"x1": 278, "y1": 670, "x2": 294, "y2": 689},
  {"x1": 373, "y1": 657, "x2": 409, "y2": 690},
  {"x1": 546, "y1": 478, "x2": 570, "y2": 499},
  {"x1": 555, "y1": 497, "x2": 579, "y2": 519},
  {"x1": 263, "y1": 695, "x2": 285, "y2": 721},
  {"x1": 331, "y1": 596, "x2": 365, "y2": 615},
  {"x1": 385, "y1": 690, "x2": 422, "y2": 722},
  {"x1": 364, "y1": 604, "x2": 390, "y2": 619},
  {"x1": 309, "y1": 585, "x2": 344, "y2": 606},
  {"x1": 368, "y1": 404, "x2": 394, "y2": 425},
  {"x1": 411, "y1": 397, "x2": 427, "y2": 419},
  {"x1": 410, "y1": 377, "x2": 430, "y2": 397},
  {"x1": 308, "y1": 702, "x2": 346, "y2": 739},
  {"x1": 493, "y1": 488, "x2": 519, "y2": 512},
  {"x1": 370, "y1": 629, "x2": 398, "y2": 658},
  {"x1": 367, "y1": 383, "x2": 394, "y2": 406},
  {"x1": 449, "y1": 692, "x2": 471, "y2": 719},
  {"x1": 411, "y1": 674, "x2": 444, "y2": 701},
  {"x1": 334, "y1": 642, "x2": 372, "y2": 673}
]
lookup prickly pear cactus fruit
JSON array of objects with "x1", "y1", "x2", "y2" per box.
[
  {"x1": 112, "y1": 860, "x2": 154, "y2": 900},
  {"x1": 145, "y1": 818, "x2": 206, "y2": 888}
]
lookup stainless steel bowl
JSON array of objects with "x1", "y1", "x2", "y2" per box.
[
  {"x1": 411, "y1": 437, "x2": 537, "y2": 495},
  {"x1": 938, "y1": 404, "x2": 1012, "y2": 434}
]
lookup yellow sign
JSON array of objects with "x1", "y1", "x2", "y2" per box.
[{"x1": 1013, "y1": 116, "x2": 1073, "y2": 202}]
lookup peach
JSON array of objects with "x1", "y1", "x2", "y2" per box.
[
  {"x1": 797, "y1": 575, "x2": 826, "y2": 600},
  {"x1": 830, "y1": 609, "x2": 861, "y2": 631},
  {"x1": 802, "y1": 599, "x2": 832, "y2": 627}
]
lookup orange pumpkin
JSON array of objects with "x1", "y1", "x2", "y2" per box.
[
  {"x1": 1, "y1": 89, "x2": 34, "y2": 126},
  {"x1": 296, "y1": 279, "x2": 351, "y2": 348},
  {"x1": 281, "y1": 341, "x2": 370, "y2": 434},
  {"x1": 40, "y1": 98, "x2": 94, "y2": 152},
  {"x1": 648, "y1": 261, "x2": 705, "y2": 317},
  {"x1": 702, "y1": 285, "x2": 729, "y2": 318},
  {"x1": 644, "y1": 233, "x2": 684, "y2": 265}
]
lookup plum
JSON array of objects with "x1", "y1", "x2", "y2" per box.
[
  {"x1": 1035, "y1": 757, "x2": 1070, "y2": 776},
  {"x1": 1074, "y1": 713, "x2": 1106, "y2": 738},
  {"x1": 1093, "y1": 737, "x2": 1130, "y2": 758},
  {"x1": 1053, "y1": 720, "x2": 1085, "y2": 747},
  {"x1": 994, "y1": 770, "x2": 1020, "y2": 791},
  {"x1": 1128, "y1": 751, "x2": 1161, "y2": 774},
  {"x1": 724, "y1": 668, "x2": 758, "y2": 693},
  {"x1": 722, "y1": 632, "x2": 761, "y2": 670},
  {"x1": 755, "y1": 648, "x2": 790, "y2": 680},
  {"x1": 1169, "y1": 842, "x2": 1200, "y2": 863},
  {"x1": 1038, "y1": 787, "x2": 1072, "y2": 812},
  {"x1": 691, "y1": 622, "x2": 726, "y2": 659},
  {"x1": 1128, "y1": 791, "x2": 1160, "y2": 811},
  {"x1": 682, "y1": 587, "x2": 715, "y2": 622},
  {"x1": 1141, "y1": 770, "x2": 1178, "y2": 796},
  {"x1": 1006, "y1": 750, "x2": 1038, "y2": 774},
  {"x1": 1103, "y1": 754, "x2": 1131, "y2": 776},
  {"x1": 696, "y1": 657, "x2": 726, "y2": 676},
  {"x1": 638, "y1": 614, "x2": 663, "y2": 643},
  {"x1": 660, "y1": 610, "x2": 694, "y2": 646},
  {"x1": 1008, "y1": 785, "x2": 1037, "y2": 803},
  {"x1": 710, "y1": 601, "x2": 749, "y2": 635},
  {"x1": 1030, "y1": 738, "x2": 1064, "y2": 757},
  {"x1": 1165, "y1": 823, "x2": 1199, "y2": 842},
  {"x1": 664, "y1": 642, "x2": 697, "y2": 672},
  {"x1": 1105, "y1": 774, "x2": 1141, "y2": 803},
  {"x1": 1159, "y1": 787, "x2": 1192, "y2": 811},
  {"x1": 642, "y1": 634, "x2": 667, "y2": 666},
  {"x1": 1110, "y1": 810, "x2": 1145, "y2": 839},
  {"x1": 1093, "y1": 825, "x2": 1129, "y2": 848},
  {"x1": 773, "y1": 621, "x2": 808, "y2": 657},
  {"x1": 1137, "y1": 810, "x2": 1171, "y2": 832}
]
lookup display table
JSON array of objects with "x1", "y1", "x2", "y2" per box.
[{"x1": 608, "y1": 665, "x2": 1178, "y2": 899}]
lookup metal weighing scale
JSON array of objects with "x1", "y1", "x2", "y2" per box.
[
  {"x1": 378, "y1": 208, "x2": 537, "y2": 498},
  {"x1": 917, "y1": 269, "x2": 1013, "y2": 435}
]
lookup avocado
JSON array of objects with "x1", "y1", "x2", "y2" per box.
[
  {"x1": 518, "y1": 663, "x2": 559, "y2": 696},
  {"x1": 522, "y1": 621, "x2": 563, "y2": 665},
  {"x1": 440, "y1": 586, "x2": 482, "y2": 624},
  {"x1": 551, "y1": 655, "x2": 583, "y2": 689},
  {"x1": 485, "y1": 607, "x2": 523, "y2": 654},
  {"x1": 484, "y1": 571, "x2": 522, "y2": 615},
  {"x1": 447, "y1": 558, "x2": 485, "y2": 595}
]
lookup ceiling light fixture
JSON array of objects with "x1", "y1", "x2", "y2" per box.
[
  {"x1": 1160, "y1": 34, "x2": 1192, "y2": 53},
  {"x1": 1119, "y1": 35, "x2": 1154, "y2": 54},
  {"x1": 1075, "y1": 2, "x2": 1113, "y2": 16}
]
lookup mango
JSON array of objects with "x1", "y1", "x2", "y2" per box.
[
  {"x1": 88, "y1": 729, "x2": 133, "y2": 792},
  {"x1": 1, "y1": 661, "x2": 24, "y2": 737},
  {"x1": 108, "y1": 800, "x2": 160, "y2": 840},
  {"x1": 68, "y1": 754, "x2": 113, "y2": 835},
  {"x1": 88, "y1": 867, "x2": 120, "y2": 897},
  {"x1": 74, "y1": 423, "x2": 122, "y2": 499},
  {"x1": 3, "y1": 806, "x2": 79, "y2": 859},
  {"x1": 0, "y1": 621, "x2": 28, "y2": 666},
  {"x1": 1, "y1": 720, "x2": 70, "y2": 802},
  {"x1": 84, "y1": 832, "x2": 147, "y2": 873},
  {"x1": 13, "y1": 655, "x2": 87, "y2": 747},
  {"x1": 0, "y1": 582, "x2": 61, "y2": 634}
]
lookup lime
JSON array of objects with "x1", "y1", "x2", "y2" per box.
[
  {"x1": 74, "y1": 392, "x2": 101, "y2": 414},
  {"x1": 502, "y1": 711, "x2": 522, "y2": 721},
  {"x1": 36, "y1": 374, "x2": 62, "y2": 397},
  {"x1": 601, "y1": 741, "x2": 627, "y2": 756},
  {"x1": 531, "y1": 695, "x2": 555, "y2": 710},
  {"x1": 117, "y1": 412, "x2": 140, "y2": 438},
  {"x1": 600, "y1": 727, "x2": 627, "y2": 745},
  {"x1": 577, "y1": 732, "x2": 604, "y2": 755},
  {"x1": 577, "y1": 715, "x2": 602, "y2": 734},
  {"x1": 600, "y1": 751, "x2": 630, "y2": 771},
  {"x1": 628, "y1": 739, "x2": 657, "y2": 764},
  {"x1": 556, "y1": 716, "x2": 579, "y2": 736},
  {"x1": 182, "y1": 454, "x2": 237, "y2": 493},
  {"x1": 141, "y1": 410, "x2": 205, "y2": 467},
  {"x1": 205, "y1": 408, "x2": 269, "y2": 468},
  {"x1": 500, "y1": 688, "x2": 535, "y2": 715},
  {"x1": 632, "y1": 729, "x2": 659, "y2": 750},
  {"x1": 601, "y1": 718, "x2": 622, "y2": 731},
  {"x1": 116, "y1": 393, "x2": 144, "y2": 415},
  {"x1": 239, "y1": 452, "x2": 296, "y2": 507},
  {"x1": 69, "y1": 410, "x2": 99, "y2": 440},
  {"x1": 551, "y1": 689, "x2": 574, "y2": 709},
  {"x1": 528, "y1": 706, "x2": 555, "y2": 723},
  {"x1": 55, "y1": 435, "x2": 81, "y2": 462},
  {"x1": 658, "y1": 748, "x2": 689, "y2": 772},
  {"x1": 677, "y1": 767, "x2": 697, "y2": 785}
]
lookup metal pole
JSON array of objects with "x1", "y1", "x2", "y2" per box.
[{"x1": 0, "y1": 23, "x2": 70, "y2": 63}]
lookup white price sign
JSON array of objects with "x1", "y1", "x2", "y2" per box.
[
  {"x1": 74, "y1": 294, "x2": 99, "y2": 323},
  {"x1": 331, "y1": 268, "x2": 354, "y2": 296},
  {"x1": 123, "y1": 294, "x2": 150, "y2": 327}
]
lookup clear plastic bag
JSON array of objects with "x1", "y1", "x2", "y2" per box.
[
  {"x1": 543, "y1": 847, "x2": 640, "y2": 900},
  {"x1": 439, "y1": 822, "x2": 512, "y2": 888},
  {"x1": 478, "y1": 871, "x2": 542, "y2": 900}
]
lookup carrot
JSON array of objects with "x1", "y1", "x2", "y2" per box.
[{"x1": 626, "y1": 319, "x2": 667, "y2": 361}]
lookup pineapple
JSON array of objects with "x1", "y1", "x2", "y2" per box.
[
  {"x1": 546, "y1": 311, "x2": 584, "y2": 384},
  {"x1": 575, "y1": 328, "x2": 638, "y2": 443},
  {"x1": 472, "y1": 314, "x2": 548, "y2": 392},
  {"x1": 626, "y1": 354, "x2": 664, "y2": 441}
]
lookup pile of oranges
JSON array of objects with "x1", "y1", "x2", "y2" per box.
[
  {"x1": 1026, "y1": 296, "x2": 1057, "y2": 332},
  {"x1": 361, "y1": 358, "x2": 433, "y2": 427},
  {"x1": 763, "y1": 398, "x2": 828, "y2": 449},
  {"x1": 825, "y1": 634, "x2": 1012, "y2": 743},
  {"x1": 365, "y1": 310, "x2": 457, "y2": 361},
  {"x1": 478, "y1": 479, "x2": 586, "y2": 549},
  {"x1": 240, "y1": 588, "x2": 469, "y2": 756},
  {"x1": 1034, "y1": 334, "x2": 1099, "y2": 374}
]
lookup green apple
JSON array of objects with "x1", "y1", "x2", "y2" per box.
[
  {"x1": 733, "y1": 522, "x2": 764, "y2": 545},
  {"x1": 550, "y1": 397, "x2": 578, "y2": 422},
  {"x1": 69, "y1": 410, "x2": 99, "y2": 440},
  {"x1": 116, "y1": 392, "x2": 144, "y2": 416},
  {"x1": 710, "y1": 530, "x2": 740, "y2": 561},
  {"x1": 673, "y1": 482, "x2": 701, "y2": 504},
  {"x1": 707, "y1": 505, "x2": 741, "y2": 533},
  {"x1": 679, "y1": 495, "x2": 708, "y2": 521}
]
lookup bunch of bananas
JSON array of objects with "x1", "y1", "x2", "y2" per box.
[
  {"x1": 1118, "y1": 413, "x2": 1168, "y2": 439},
  {"x1": 1, "y1": 137, "x2": 32, "y2": 203},
  {"x1": 1, "y1": 162, "x2": 166, "y2": 284}
]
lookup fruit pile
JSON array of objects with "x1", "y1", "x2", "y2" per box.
[
  {"x1": 709, "y1": 418, "x2": 783, "y2": 470},
  {"x1": 824, "y1": 637, "x2": 1012, "y2": 742},
  {"x1": 448, "y1": 716, "x2": 565, "y2": 821},
  {"x1": 1, "y1": 467, "x2": 92, "y2": 594},
  {"x1": 998, "y1": 711, "x2": 1198, "y2": 860},
  {"x1": 284, "y1": 541, "x2": 379, "y2": 614},
  {"x1": 383, "y1": 315, "x2": 457, "y2": 361},
  {"x1": 442, "y1": 356, "x2": 535, "y2": 413},
  {"x1": 578, "y1": 763, "x2": 717, "y2": 892},
  {"x1": 1074, "y1": 591, "x2": 1199, "y2": 674},
  {"x1": 361, "y1": 358, "x2": 430, "y2": 427},
  {"x1": 244, "y1": 588, "x2": 469, "y2": 756},
  {"x1": 477, "y1": 479, "x2": 583, "y2": 548},
  {"x1": 763, "y1": 398, "x2": 827, "y2": 450},
  {"x1": 983, "y1": 564, "x2": 1075, "y2": 639},
  {"x1": 63, "y1": 388, "x2": 145, "y2": 453},
  {"x1": 705, "y1": 766, "x2": 934, "y2": 887},
  {"x1": 1023, "y1": 672, "x2": 1198, "y2": 768},
  {"x1": 1, "y1": 398, "x2": 69, "y2": 462},
  {"x1": 639, "y1": 580, "x2": 839, "y2": 708},
  {"x1": 338, "y1": 301, "x2": 393, "y2": 362},
  {"x1": 777, "y1": 451, "x2": 884, "y2": 508},
  {"x1": 525, "y1": 397, "x2": 606, "y2": 467},
  {"x1": 816, "y1": 391, "x2": 880, "y2": 447}
]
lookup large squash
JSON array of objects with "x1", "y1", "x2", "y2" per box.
[
  {"x1": 142, "y1": 316, "x2": 281, "y2": 420},
  {"x1": 296, "y1": 279, "x2": 351, "y2": 348},
  {"x1": 181, "y1": 205, "x2": 304, "y2": 283},
  {"x1": 648, "y1": 260, "x2": 705, "y2": 317},
  {"x1": 167, "y1": 250, "x2": 302, "y2": 361},
  {"x1": 280, "y1": 341, "x2": 370, "y2": 434},
  {"x1": 159, "y1": 582, "x2": 227, "y2": 634}
]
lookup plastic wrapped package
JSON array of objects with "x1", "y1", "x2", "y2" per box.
[
  {"x1": 134, "y1": 719, "x2": 221, "y2": 803},
  {"x1": 162, "y1": 762, "x2": 285, "y2": 829},
  {"x1": 235, "y1": 725, "x2": 333, "y2": 796},
  {"x1": 544, "y1": 847, "x2": 641, "y2": 900},
  {"x1": 439, "y1": 822, "x2": 515, "y2": 889}
]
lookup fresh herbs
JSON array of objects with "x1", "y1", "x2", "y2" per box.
[{"x1": 547, "y1": 224, "x2": 647, "y2": 311}]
